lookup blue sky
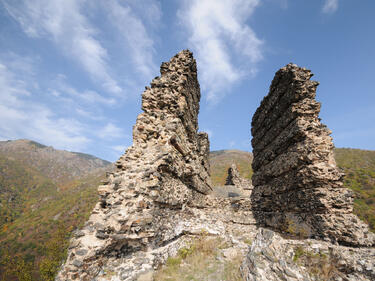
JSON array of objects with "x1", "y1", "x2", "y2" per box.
[{"x1": 0, "y1": 0, "x2": 374, "y2": 161}]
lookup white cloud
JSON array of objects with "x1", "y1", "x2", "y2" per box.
[
  {"x1": 112, "y1": 145, "x2": 127, "y2": 153},
  {"x1": 2, "y1": 0, "x2": 122, "y2": 95},
  {"x1": 0, "y1": 54, "x2": 132, "y2": 155},
  {"x1": 178, "y1": 0, "x2": 263, "y2": 103},
  {"x1": 126, "y1": 0, "x2": 162, "y2": 24},
  {"x1": 75, "y1": 108, "x2": 104, "y2": 121},
  {"x1": 0, "y1": 59, "x2": 89, "y2": 151},
  {"x1": 99, "y1": 123, "x2": 126, "y2": 140},
  {"x1": 52, "y1": 74, "x2": 117, "y2": 106},
  {"x1": 104, "y1": 0, "x2": 159, "y2": 78},
  {"x1": 322, "y1": 0, "x2": 339, "y2": 14}
]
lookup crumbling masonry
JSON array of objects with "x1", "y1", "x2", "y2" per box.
[
  {"x1": 57, "y1": 51, "x2": 256, "y2": 281},
  {"x1": 57, "y1": 50, "x2": 213, "y2": 280},
  {"x1": 250, "y1": 63, "x2": 375, "y2": 246},
  {"x1": 58, "y1": 54, "x2": 375, "y2": 281}
]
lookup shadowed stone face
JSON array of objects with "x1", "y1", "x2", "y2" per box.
[{"x1": 251, "y1": 63, "x2": 375, "y2": 247}]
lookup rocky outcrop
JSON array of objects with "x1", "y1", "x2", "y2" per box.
[
  {"x1": 225, "y1": 163, "x2": 253, "y2": 190},
  {"x1": 57, "y1": 51, "x2": 256, "y2": 281},
  {"x1": 250, "y1": 63, "x2": 375, "y2": 247},
  {"x1": 57, "y1": 50, "x2": 211, "y2": 280},
  {"x1": 241, "y1": 228, "x2": 375, "y2": 281}
]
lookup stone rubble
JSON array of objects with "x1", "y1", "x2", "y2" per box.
[
  {"x1": 241, "y1": 228, "x2": 375, "y2": 281},
  {"x1": 250, "y1": 63, "x2": 375, "y2": 247},
  {"x1": 56, "y1": 50, "x2": 256, "y2": 281},
  {"x1": 225, "y1": 163, "x2": 253, "y2": 191}
]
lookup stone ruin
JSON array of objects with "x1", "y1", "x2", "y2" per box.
[
  {"x1": 57, "y1": 50, "x2": 256, "y2": 281},
  {"x1": 242, "y1": 63, "x2": 375, "y2": 281},
  {"x1": 250, "y1": 63, "x2": 375, "y2": 247},
  {"x1": 57, "y1": 50, "x2": 210, "y2": 280},
  {"x1": 57, "y1": 52, "x2": 375, "y2": 281},
  {"x1": 225, "y1": 163, "x2": 253, "y2": 190}
]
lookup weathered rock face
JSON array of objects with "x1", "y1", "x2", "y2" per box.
[
  {"x1": 241, "y1": 228, "x2": 375, "y2": 281},
  {"x1": 250, "y1": 63, "x2": 375, "y2": 247},
  {"x1": 225, "y1": 163, "x2": 253, "y2": 190},
  {"x1": 57, "y1": 50, "x2": 214, "y2": 280},
  {"x1": 57, "y1": 51, "x2": 259, "y2": 281}
]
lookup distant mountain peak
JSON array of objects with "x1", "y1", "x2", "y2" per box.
[{"x1": 0, "y1": 139, "x2": 112, "y2": 184}]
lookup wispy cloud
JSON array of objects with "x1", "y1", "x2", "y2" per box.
[
  {"x1": 99, "y1": 123, "x2": 126, "y2": 140},
  {"x1": 112, "y1": 145, "x2": 127, "y2": 154},
  {"x1": 178, "y1": 0, "x2": 263, "y2": 103},
  {"x1": 104, "y1": 0, "x2": 159, "y2": 78},
  {"x1": 52, "y1": 74, "x2": 117, "y2": 106},
  {"x1": 0, "y1": 58, "x2": 89, "y2": 151},
  {"x1": 75, "y1": 108, "x2": 104, "y2": 121},
  {"x1": 2, "y1": 0, "x2": 122, "y2": 95},
  {"x1": 0, "y1": 52, "x2": 131, "y2": 156},
  {"x1": 322, "y1": 0, "x2": 339, "y2": 14}
]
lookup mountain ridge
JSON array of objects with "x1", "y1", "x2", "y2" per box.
[{"x1": 0, "y1": 139, "x2": 111, "y2": 185}]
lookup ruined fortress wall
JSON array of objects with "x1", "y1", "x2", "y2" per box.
[
  {"x1": 251, "y1": 63, "x2": 375, "y2": 246},
  {"x1": 57, "y1": 56, "x2": 374, "y2": 281},
  {"x1": 57, "y1": 50, "x2": 212, "y2": 280}
]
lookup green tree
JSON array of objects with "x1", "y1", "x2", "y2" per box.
[
  {"x1": 39, "y1": 223, "x2": 69, "y2": 281},
  {"x1": 0, "y1": 249, "x2": 33, "y2": 281}
]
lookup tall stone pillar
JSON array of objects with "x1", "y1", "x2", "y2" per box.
[
  {"x1": 57, "y1": 50, "x2": 212, "y2": 280},
  {"x1": 251, "y1": 63, "x2": 374, "y2": 246}
]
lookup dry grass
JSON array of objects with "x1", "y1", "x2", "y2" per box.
[
  {"x1": 223, "y1": 253, "x2": 243, "y2": 281},
  {"x1": 154, "y1": 235, "x2": 243, "y2": 281},
  {"x1": 293, "y1": 246, "x2": 343, "y2": 280}
]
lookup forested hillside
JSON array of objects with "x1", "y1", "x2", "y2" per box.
[
  {"x1": 334, "y1": 148, "x2": 375, "y2": 231},
  {"x1": 0, "y1": 140, "x2": 112, "y2": 281}
]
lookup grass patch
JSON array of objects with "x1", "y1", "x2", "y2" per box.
[
  {"x1": 293, "y1": 246, "x2": 304, "y2": 262},
  {"x1": 243, "y1": 238, "x2": 252, "y2": 246},
  {"x1": 292, "y1": 246, "x2": 342, "y2": 280},
  {"x1": 223, "y1": 254, "x2": 243, "y2": 281},
  {"x1": 154, "y1": 236, "x2": 243, "y2": 281}
]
